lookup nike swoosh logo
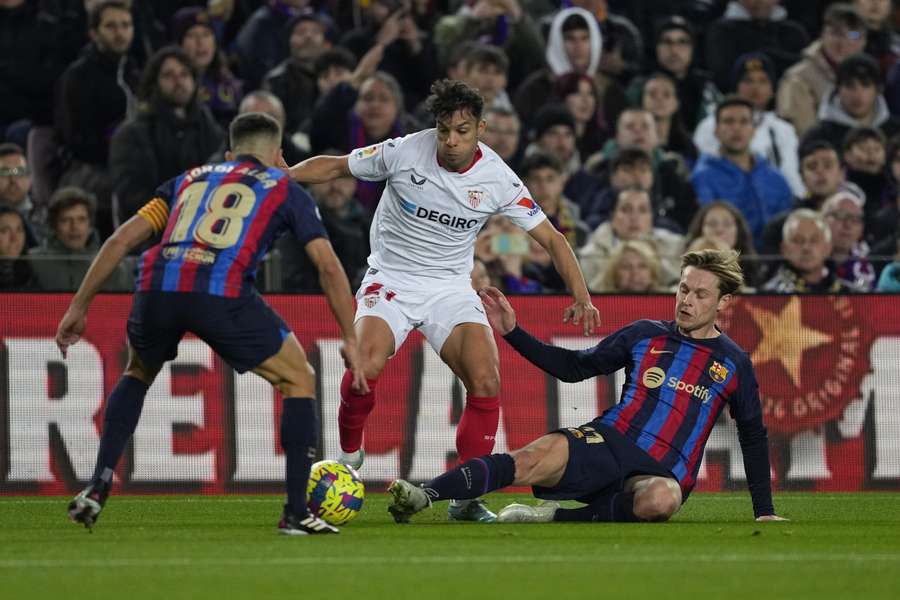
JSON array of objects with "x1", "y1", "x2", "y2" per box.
[{"x1": 650, "y1": 347, "x2": 673, "y2": 354}]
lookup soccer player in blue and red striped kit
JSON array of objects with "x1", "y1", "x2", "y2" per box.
[
  {"x1": 56, "y1": 112, "x2": 368, "y2": 535},
  {"x1": 388, "y1": 249, "x2": 787, "y2": 523}
]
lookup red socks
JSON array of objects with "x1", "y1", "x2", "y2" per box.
[
  {"x1": 456, "y1": 395, "x2": 500, "y2": 463},
  {"x1": 338, "y1": 371, "x2": 378, "y2": 453}
]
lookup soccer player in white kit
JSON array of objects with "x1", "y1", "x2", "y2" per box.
[{"x1": 286, "y1": 80, "x2": 600, "y2": 521}]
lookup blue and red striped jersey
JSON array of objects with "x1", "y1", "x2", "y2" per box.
[
  {"x1": 582, "y1": 320, "x2": 760, "y2": 493},
  {"x1": 135, "y1": 156, "x2": 327, "y2": 297}
]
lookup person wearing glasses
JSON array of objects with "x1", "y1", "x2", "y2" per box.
[{"x1": 0, "y1": 143, "x2": 41, "y2": 247}]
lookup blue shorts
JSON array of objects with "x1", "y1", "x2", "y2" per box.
[
  {"x1": 126, "y1": 291, "x2": 291, "y2": 374},
  {"x1": 533, "y1": 419, "x2": 675, "y2": 504}
]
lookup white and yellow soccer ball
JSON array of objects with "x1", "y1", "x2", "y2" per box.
[{"x1": 307, "y1": 460, "x2": 365, "y2": 525}]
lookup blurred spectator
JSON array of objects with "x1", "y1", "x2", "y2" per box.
[
  {"x1": 821, "y1": 191, "x2": 875, "y2": 290},
  {"x1": 691, "y1": 96, "x2": 793, "y2": 247},
  {"x1": 705, "y1": 0, "x2": 810, "y2": 92},
  {"x1": 314, "y1": 47, "x2": 358, "y2": 99},
  {"x1": 763, "y1": 208, "x2": 862, "y2": 292},
  {"x1": 595, "y1": 239, "x2": 666, "y2": 293},
  {"x1": 460, "y1": 44, "x2": 512, "y2": 111},
  {"x1": 474, "y1": 215, "x2": 544, "y2": 294},
  {"x1": 175, "y1": 6, "x2": 243, "y2": 128},
  {"x1": 579, "y1": 187, "x2": 684, "y2": 288},
  {"x1": 0, "y1": 205, "x2": 31, "y2": 289},
  {"x1": 0, "y1": 143, "x2": 40, "y2": 247},
  {"x1": 870, "y1": 134, "x2": 900, "y2": 252},
  {"x1": 853, "y1": 0, "x2": 899, "y2": 74},
  {"x1": 435, "y1": 0, "x2": 545, "y2": 93},
  {"x1": 233, "y1": 0, "x2": 311, "y2": 90},
  {"x1": 684, "y1": 200, "x2": 760, "y2": 286},
  {"x1": 842, "y1": 126, "x2": 888, "y2": 236},
  {"x1": 553, "y1": 73, "x2": 609, "y2": 159},
  {"x1": 56, "y1": 0, "x2": 138, "y2": 240},
  {"x1": 109, "y1": 46, "x2": 224, "y2": 224},
  {"x1": 28, "y1": 186, "x2": 131, "y2": 291},
  {"x1": 235, "y1": 91, "x2": 305, "y2": 165},
  {"x1": 520, "y1": 152, "x2": 590, "y2": 249},
  {"x1": 694, "y1": 52, "x2": 804, "y2": 196},
  {"x1": 760, "y1": 138, "x2": 865, "y2": 259},
  {"x1": 640, "y1": 71, "x2": 697, "y2": 164},
  {"x1": 342, "y1": 0, "x2": 437, "y2": 109},
  {"x1": 590, "y1": 108, "x2": 698, "y2": 230},
  {"x1": 777, "y1": 3, "x2": 868, "y2": 137},
  {"x1": 264, "y1": 12, "x2": 333, "y2": 136},
  {"x1": 277, "y1": 151, "x2": 371, "y2": 292},
  {"x1": 515, "y1": 7, "x2": 625, "y2": 130},
  {"x1": 875, "y1": 240, "x2": 900, "y2": 291},
  {"x1": 471, "y1": 257, "x2": 493, "y2": 290},
  {"x1": 640, "y1": 15, "x2": 721, "y2": 131},
  {"x1": 309, "y1": 71, "x2": 415, "y2": 211},
  {"x1": 561, "y1": 1, "x2": 644, "y2": 85},
  {"x1": 804, "y1": 53, "x2": 900, "y2": 150},
  {"x1": 480, "y1": 106, "x2": 523, "y2": 170},
  {"x1": 581, "y1": 146, "x2": 654, "y2": 229}
]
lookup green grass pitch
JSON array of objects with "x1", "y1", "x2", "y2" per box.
[{"x1": 1, "y1": 493, "x2": 898, "y2": 600}]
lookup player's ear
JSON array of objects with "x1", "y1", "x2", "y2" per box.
[
  {"x1": 717, "y1": 293, "x2": 733, "y2": 312},
  {"x1": 477, "y1": 118, "x2": 487, "y2": 138}
]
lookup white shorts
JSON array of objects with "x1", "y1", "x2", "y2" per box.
[{"x1": 354, "y1": 268, "x2": 490, "y2": 354}]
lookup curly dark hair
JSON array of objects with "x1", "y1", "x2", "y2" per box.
[{"x1": 425, "y1": 79, "x2": 484, "y2": 123}]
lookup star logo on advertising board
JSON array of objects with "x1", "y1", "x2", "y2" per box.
[{"x1": 721, "y1": 296, "x2": 873, "y2": 434}]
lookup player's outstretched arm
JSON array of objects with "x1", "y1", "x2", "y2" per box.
[
  {"x1": 286, "y1": 154, "x2": 352, "y2": 184},
  {"x1": 304, "y1": 238, "x2": 369, "y2": 394},
  {"x1": 526, "y1": 221, "x2": 600, "y2": 336},
  {"x1": 736, "y1": 413, "x2": 786, "y2": 522},
  {"x1": 56, "y1": 215, "x2": 154, "y2": 357}
]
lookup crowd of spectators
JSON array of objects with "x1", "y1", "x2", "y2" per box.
[{"x1": 2, "y1": 0, "x2": 900, "y2": 294}]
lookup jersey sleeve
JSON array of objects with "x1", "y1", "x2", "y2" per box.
[
  {"x1": 136, "y1": 179, "x2": 177, "y2": 235},
  {"x1": 728, "y1": 355, "x2": 764, "y2": 423},
  {"x1": 347, "y1": 135, "x2": 405, "y2": 182},
  {"x1": 284, "y1": 183, "x2": 329, "y2": 245},
  {"x1": 497, "y1": 177, "x2": 548, "y2": 232}
]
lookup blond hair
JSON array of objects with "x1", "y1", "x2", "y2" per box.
[
  {"x1": 680, "y1": 248, "x2": 744, "y2": 296},
  {"x1": 600, "y1": 240, "x2": 664, "y2": 292}
]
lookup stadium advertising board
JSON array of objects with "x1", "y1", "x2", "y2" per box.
[{"x1": 1, "y1": 294, "x2": 898, "y2": 494}]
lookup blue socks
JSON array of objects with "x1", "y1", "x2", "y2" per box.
[
  {"x1": 280, "y1": 397, "x2": 318, "y2": 517},
  {"x1": 553, "y1": 491, "x2": 638, "y2": 522},
  {"x1": 421, "y1": 454, "x2": 516, "y2": 502},
  {"x1": 91, "y1": 375, "x2": 149, "y2": 482}
]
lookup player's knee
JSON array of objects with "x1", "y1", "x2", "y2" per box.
[
  {"x1": 464, "y1": 369, "x2": 500, "y2": 397},
  {"x1": 279, "y1": 361, "x2": 316, "y2": 398},
  {"x1": 634, "y1": 480, "x2": 681, "y2": 522}
]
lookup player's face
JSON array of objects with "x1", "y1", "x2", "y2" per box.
[
  {"x1": 675, "y1": 266, "x2": 729, "y2": 334},
  {"x1": 435, "y1": 110, "x2": 485, "y2": 171},
  {"x1": 181, "y1": 25, "x2": 216, "y2": 71},
  {"x1": 0, "y1": 213, "x2": 25, "y2": 257},
  {"x1": 157, "y1": 57, "x2": 195, "y2": 108},
  {"x1": 92, "y1": 7, "x2": 133, "y2": 56},
  {"x1": 54, "y1": 204, "x2": 92, "y2": 251},
  {"x1": 800, "y1": 149, "x2": 843, "y2": 197}
]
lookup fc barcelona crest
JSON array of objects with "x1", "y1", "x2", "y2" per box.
[
  {"x1": 467, "y1": 190, "x2": 484, "y2": 209},
  {"x1": 709, "y1": 361, "x2": 729, "y2": 384}
]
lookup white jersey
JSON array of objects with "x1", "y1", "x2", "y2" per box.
[{"x1": 347, "y1": 129, "x2": 547, "y2": 284}]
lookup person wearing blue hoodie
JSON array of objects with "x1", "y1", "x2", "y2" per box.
[{"x1": 690, "y1": 96, "x2": 792, "y2": 247}]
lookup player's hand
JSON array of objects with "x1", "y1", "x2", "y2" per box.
[
  {"x1": 755, "y1": 514, "x2": 789, "y2": 522},
  {"x1": 55, "y1": 305, "x2": 87, "y2": 358},
  {"x1": 563, "y1": 298, "x2": 600, "y2": 336},
  {"x1": 478, "y1": 286, "x2": 516, "y2": 335},
  {"x1": 340, "y1": 340, "x2": 370, "y2": 394}
]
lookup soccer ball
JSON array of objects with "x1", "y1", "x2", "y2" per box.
[{"x1": 307, "y1": 460, "x2": 365, "y2": 525}]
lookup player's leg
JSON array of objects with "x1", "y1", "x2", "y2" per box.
[
  {"x1": 251, "y1": 333, "x2": 337, "y2": 535},
  {"x1": 387, "y1": 433, "x2": 568, "y2": 523},
  {"x1": 625, "y1": 475, "x2": 683, "y2": 522},
  {"x1": 68, "y1": 345, "x2": 162, "y2": 529},
  {"x1": 438, "y1": 322, "x2": 503, "y2": 521},
  {"x1": 337, "y1": 315, "x2": 395, "y2": 468}
]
